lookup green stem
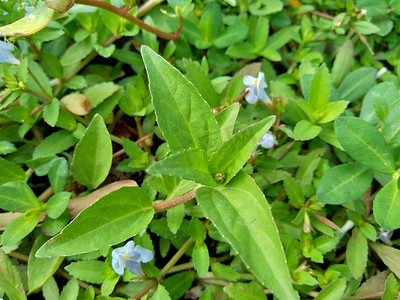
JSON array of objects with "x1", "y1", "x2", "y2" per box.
[
  {"x1": 75, "y1": 0, "x2": 179, "y2": 41},
  {"x1": 28, "y1": 68, "x2": 52, "y2": 98},
  {"x1": 24, "y1": 88, "x2": 52, "y2": 102},
  {"x1": 110, "y1": 134, "x2": 123, "y2": 145},
  {"x1": 160, "y1": 238, "x2": 194, "y2": 278}
]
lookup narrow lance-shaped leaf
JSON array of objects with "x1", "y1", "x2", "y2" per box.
[
  {"x1": 36, "y1": 187, "x2": 154, "y2": 257},
  {"x1": 71, "y1": 114, "x2": 112, "y2": 190},
  {"x1": 196, "y1": 171, "x2": 298, "y2": 300},
  {"x1": 209, "y1": 116, "x2": 275, "y2": 184},
  {"x1": 0, "y1": 249, "x2": 27, "y2": 300},
  {"x1": 309, "y1": 64, "x2": 330, "y2": 111},
  {"x1": 370, "y1": 242, "x2": 400, "y2": 278},
  {"x1": 335, "y1": 117, "x2": 395, "y2": 174},
  {"x1": 346, "y1": 228, "x2": 368, "y2": 279},
  {"x1": 373, "y1": 179, "x2": 400, "y2": 230},
  {"x1": 141, "y1": 45, "x2": 221, "y2": 154}
]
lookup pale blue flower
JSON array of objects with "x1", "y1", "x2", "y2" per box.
[
  {"x1": 243, "y1": 72, "x2": 270, "y2": 104},
  {"x1": 111, "y1": 241, "x2": 153, "y2": 276},
  {"x1": 24, "y1": 5, "x2": 36, "y2": 15},
  {"x1": 259, "y1": 133, "x2": 274, "y2": 149},
  {"x1": 0, "y1": 41, "x2": 20, "y2": 65},
  {"x1": 377, "y1": 228, "x2": 392, "y2": 244}
]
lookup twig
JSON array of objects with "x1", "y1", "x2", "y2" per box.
[{"x1": 153, "y1": 189, "x2": 197, "y2": 213}]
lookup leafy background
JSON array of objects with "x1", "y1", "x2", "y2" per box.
[{"x1": 1, "y1": 0, "x2": 400, "y2": 299}]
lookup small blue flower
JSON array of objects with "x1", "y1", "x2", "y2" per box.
[
  {"x1": 377, "y1": 228, "x2": 392, "y2": 244},
  {"x1": 243, "y1": 72, "x2": 271, "y2": 104},
  {"x1": 259, "y1": 133, "x2": 274, "y2": 149},
  {"x1": 24, "y1": 5, "x2": 36, "y2": 15},
  {"x1": 0, "y1": 41, "x2": 20, "y2": 65},
  {"x1": 111, "y1": 240, "x2": 153, "y2": 276}
]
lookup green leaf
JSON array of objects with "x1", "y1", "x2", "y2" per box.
[
  {"x1": 141, "y1": 45, "x2": 221, "y2": 154},
  {"x1": 373, "y1": 179, "x2": 400, "y2": 230},
  {"x1": 249, "y1": 0, "x2": 283, "y2": 16},
  {"x1": 192, "y1": 242, "x2": 210, "y2": 278},
  {"x1": 48, "y1": 157, "x2": 69, "y2": 193},
  {"x1": 214, "y1": 23, "x2": 248, "y2": 48},
  {"x1": 33, "y1": 130, "x2": 78, "y2": 159},
  {"x1": 346, "y1": 228, "x2": 368, "y2": 279},
  {"x1": 383, "y1": 101, "x2": 400, "y2": 149},
  {"x1": 0, "y1": 182, "x2": 41, "y2": 212},
  {"x1": 36, "y1": 186, "x2": 154, "y2": 257},
  {"x1": 163, "y1": 272, "x2": 195, "y2": 299},
  {"x1": 183, "y1": 59, "x2": 219, "y2": 108},
  {"x1": 150, "y1": 285, "x2": 171, "y2": 300},
  {"x1": 331, "y1": 39, "x2": 353, "y2": 87},
  {"x1": 293, "y1": 120, "x2": 321, "y2": 141},
  {"x1": 60, "y1": 36, "x2": 94, "y2": 67},
  {"x1": 0, "y1": 6, "x2": 54, "y2": 36},
  {"x1": 370, "y1": 242, "x2": 400, "y2": 278},
  {"x1": 65, "y1": 261, "x2": 106, "y2": 284},
  {"x1": 317, "y1": 101, "x2": 349, "y2": 124},
  {"x1": 215, "y1": 103, "x2": 240, "y2": 141},
  {"x1": 0, "y1": 157, "x2": 25, "y2": 182},
  {"x1": 43, "y1": 99, "x2": 60, "y2": 127},
  {"x1": 190, "y1": 218, "x2": 206, "y2": 243},
  {"x1": 46, "y1": 192, "x2": 71, "y2": 219},
  {"x1": 248, "y1": 16, "x2": 269, "y2": 53},
  {"x1": 359, "y1": 222, "x2": 377, "y2": 241},
  {"x1": 196, "y1": 171, "x2": 298, "y2": 300},
  {"x1": 84, "y1": 82, "x2": 120, "y2": 108},
  {"x1": 211, "y1": 262, "x2": 240, "y2": 281},
  {"x1": 309, "y1": 64, "x2": 330, "y2": 111},
  {"x1": 148, "y1": 148, "x2": 217, "y2": 186},
  {"x1": 382, "y1": 273, "x2": 398, "y2": 300},
  {"x1": 198, "y1": 2, "x2": 221, "y2": 43},
  {"x1": 42, "y1": 277, "x2": 60, "y2": 300},
  {"x1": 0, "y1": 249, "x2": 27, "y2": 300},
  {"x1": 316, "y1": 163, "x2": 373, "y2": 204},
  {"x1": 335, "y1": 117, "x2": 395, "y2": 174},
  {"x1": 353, "y1": 21, "x2": 380, "y2": 34},
  {"x1": 41, "y1": 51, "x2": 64, "y2": 80},
  {"x1": 224, "y1": 282, "x2": 267, "y2": 300},
  {"x1": 1, "y1": 208, "x2": 42, "y2": 246},
  {"x1": 28, "y1": 234, "x2": 64, "y2": 293},
  {"x1": 315, "y1": 278, "x2": 346, "y2": 300},
  {"x1": 167, "y1": 204, "x2": 185, "y2": 234},
  {"x1": 60, "y1": 277, "x2": 79, "y2": 300},
  {"x1": 71, "y1": 114, "x2": 112, "y2": 190},
  {"x1": 283, "y1": 174, "x2": 305, "y2": 208},
  {"x1": 337, "y1": 67, "x2": 377, "y2": 102},
  {"x1": 209, "y1": 116, "x2": 275, "y2": 184}
]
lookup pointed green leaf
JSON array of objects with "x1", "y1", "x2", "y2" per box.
[
  {"x1": 141, "y1": 45, "x2": 221, "y2": 154},
  {"x1": 315, "y1": 278, "x2": 346, "y2": 300},
  {"x1": 0, "y1": 249, "x2": 27, "y2": 300},
  {"x1": 196, "y1": 171, "x2": 298, "y2": 300},
  {"x1": 338, "y1": 67, "x2": 376, "y2": 102},
  {"x1": 214, "y1": 23, "x2": 248, "y2": 48},
  {"x1": 317, "y1": 163, "x2": 373, "y2": 204},
  {"x1": 33, "y1": 130, "x2": 78, "y2": 159},
  {"x1": 346, "y1": 228, "x2": 368, "y2": 279},
  {"x1": 370, "y1": 242, "x2": 400, "y2": 278},
  {"x1": 148, "y1": 148, "x2": 217, "y2": 186},
  {"x1": 71, "y1": 114, "x2": 112, "y2": 190},
  {"x1": 293, "y1": 119, "x2": 321, "y2": 141},
  {"x1": 0, "y1": 157, "x2": 25, "y2": 182},
  {"x1": 0, "y1": 6, "x2": 54, "y2": 36},
  {"x1": 84, "y1": 82, "x2": 120, "y2": 109},
  {"x1": 46, "y1": 192, "x2": 71, "y2": 219},
  {"x1": 383, "y1": 101, "x2": 400, "y2": 149},
  {"x1": 382, "y1": 273, "x2": 398, "y2": 300},
  {"x1": 209, "y1": 116, "x2": 275, "y2": 184},
  {"x1": 373, "y1": 179, "x2": 400, "y2": 230},
  {"x1": 36, "y1": 186, "x2": 154, "y2": 257},
  {"x1": 224, "y1": 282, "x2": 267, "y2": 300},
  {"x1": 215, "y1": 103, "x2": 240, "y2": 142},
  {"x1": 167, "y1": 204, "x2": 185, "y2": 234},
  {"x1": 65, "y1": 261, "x2": 107, "y2": 284},
  {"x1": 28, "y1": 234, "x2": 64, "y2": 293},
  {"x1": 1, "y1": 208, "x2": 42, "y2": 246},
  {"x1": 309, "y1": 64, "x2": 330, "y2": 111},
  {"x1": 317, "y1": 100, "x2": 349, "y2": 124},
  {"x1": 0, "y1": 182, "x2": 40, "y2": 212},
  {"x1": 150, "y1": 285, "x2": 171, "y2": 300},
  {"x1": 192, "y1": 242, "x2": 210, "y2": 278},
  {"x1": 283, "y1": 174, "x2": 305, "y2": 208},
  {"x1": 43, "y1": 99, "x2": 60, "y2": 127},
  {"x1": 335, "y1": 117, "x2": 395, "y2": 174},
  {"x1": 48, "y1": 157, "x2": 69, "y2": 193},
  {"x1": 331, "y1": 39, "x2": 353, "y2": 87}
]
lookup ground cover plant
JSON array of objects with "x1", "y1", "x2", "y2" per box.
[{"x1": 1, "y1": 0, "x2": 400, "y2": 299}]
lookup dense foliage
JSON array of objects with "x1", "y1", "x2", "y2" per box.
[{"x1": 1, "y1": 0, "x2": 400, "y2": 299}]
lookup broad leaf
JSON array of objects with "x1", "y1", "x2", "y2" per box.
[
  {"x1": 331, "y1": 39, "x2": 353, "y2": 87},
  {"x1": 338, "y1": 67, "x2": 376, "y2": 102},
  {"x1": 370, "y1": 242, "x2": 400, "y2": 278},
  {"x1": 28, "y1": 234, "x2": 64, "y2": 293},
  {"x1": 71, "y1": 114, "x2": 112, "y2": 190},
  {"x1": 65, "y1": 261, "x2": 106, "y2": 284},
  {"x1": 192, "y1": 242, "x2": 210, "y2": 278},
  {"x1": 373, "y1": 179, "x2": 400, "y2": 230},
  {"x1": 0, "y1": 182, "x2": 41, "y2": 212},
  {"x1": 196, "y1": 171, "x2": 298, "y2": 300},
  {"x1": 0, "y1": 6, "x2": 54, "y2": 36},
  {"x1": 317, "y1": 163, "x2": 373, "y2": 204},
  {"x1": 309, "y1": 64, "x2": 330, "y2": 111},
  {"x1": 148, "y1": 148, "x2": 217, "y2": 186},
  {"x1": 209, "y1": 116, "x2": 275, "y2": 184},
  {"x1": 382, "y1": 273, "x2": 398, "y2": 300},
  {"x1": 335, "y1": 117, "x2": 395, "y2": 174},
  {"x1": 36, "y1": 186, "x2": 154, "y2": 257},
  {"x1": 0, "y1": 249, "x2": 27, "y2": 300},
  {"x1": 382, "y1": 101, "x2": 400, "y2": 149},
  {"x1": 33, "y1": 130, "x2": 77, "y2": 159},
  {"x1": 315, "y1": 278, "x2": 346, "y2": 300},
  {"x1": 0, "y1": 157, "x2": 25, "y2": 182},
  {"x1": 346, "y1": 228, "x2": 368, "y2": 279},
  {"x1": 141, "y1": 45, "x2": 221, "y2": 154},
  {"x1": 215, "y1": 103, "x2": 240, "y2": 141},
  {"x1": 293, "y1": 119, "x2": 321, "y2": 141}
]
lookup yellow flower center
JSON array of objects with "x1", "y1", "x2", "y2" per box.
[
  {"x1": 124, "y1": 253, "x2": 129, "y2": 258},
  {"x1": 253, "y1": 79, "x2": 257, "y2": 85}
]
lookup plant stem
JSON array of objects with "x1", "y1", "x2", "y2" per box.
[
  {"x1": 75, "y1": 0, "x2": 179, "y2": 41},
  {"x1": 153, "y1": 189, "x2": 197, "y2": 213},
  {"x1": 38, "y1": 186, "x2": 54, "y2": 202},
  {"x1": 24, "y1": 88, "x2": 52, "y2": 102},
  {"x1": 137, "y1": 0, "x2": 164, "y2": 17},
  {"x1": 28, "y1": 68, "x2": 52, "y2": 98}
]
